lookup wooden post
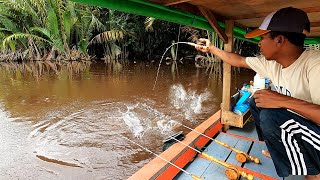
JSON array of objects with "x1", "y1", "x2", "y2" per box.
[{"x1": 221, "y1": 20, "x2": 234, "y2": 132}]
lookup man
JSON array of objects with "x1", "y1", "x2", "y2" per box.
[{"x1": 196, "y1": 7, "x2": 320, "y2": 180}]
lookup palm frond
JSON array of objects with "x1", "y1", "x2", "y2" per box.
[
  {"x1": 144, "y1": 17, "x2": 155, "y2": 32},
  {"x1": 63, "y1": 10, "x2": 72, "y2": 43},
  {"x1": 30, "y1": 27, "x2": 52, "y2": 40},
  {"x1": 87, "y1": 14, "x2": 105, "y2": 38},
  {"x1": 2, "y1": 33, "x2": 50, "y2": 50},
  {"x1": 0, "y1": 15, "x2": 20, "y2": 33},
  {"x1": 47, "y1": 7, "x2": 61, "y2": 40},
  {"x1": 2, "y1": 0, "x2": 38, "y2": 19},
  {"x1": 89, "y1": 30, "x2": 124, "y2": 45}
]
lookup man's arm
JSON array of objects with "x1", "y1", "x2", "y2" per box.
[
  {"x1": 254, "y1": 90, "x2": 320, "y2": 125},
  {"x1": 285, "y1": 98, "x2": 320, "y2": 124},
  {"x1": 196, "y1": 38, "x2": 251, "y2": 69}
]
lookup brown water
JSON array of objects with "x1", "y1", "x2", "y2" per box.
[{"x1": 0, "y1": 61, "x2": 254, "y2": 179}]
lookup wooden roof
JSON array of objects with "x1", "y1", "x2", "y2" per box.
[{"x1": 148, "y1": 0, "x2": 320, "y2": 38}]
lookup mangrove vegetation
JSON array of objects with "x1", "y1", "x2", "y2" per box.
[{"x1": 0, "y1": 0, "x2": 258, "y2": 77}]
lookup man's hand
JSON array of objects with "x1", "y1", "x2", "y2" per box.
[
  {"x1": 253, "y1": 89, "x2": 288, "y2": 108},
  {"x1": 196, "y1": 38, "x2": 213, "y2": 53}
]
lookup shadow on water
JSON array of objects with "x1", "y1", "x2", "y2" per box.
[{"x1": 0, "y1": 60, "x2": 254, "y2": 179}]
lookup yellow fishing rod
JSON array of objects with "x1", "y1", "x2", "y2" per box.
[
  {"x1": 178, "y1": 122, "x2": 260, "y2": 164},
  {"x1": 185, "y1": 42, "x2": 209, "y2": 50},
  {"x1": 169, "y1": 136, "x2": 254, "y2": 180},
  {"x1": 153, "y1": 41, "x2": 209, "y2": 90},
  {"x1": 120, "y1": 135, "x2": 203, "y2": 180}
]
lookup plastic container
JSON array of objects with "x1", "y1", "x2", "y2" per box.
[
  {"x1": 233, "y1": 102, "x2": 250, "y2": 115},
  {"x1": 233, "y1": 90, "x2": 251, "y2": 115},
  {"x1": 253, "y1": 73, "x2": 265, "y2": 89},
  {"x1": 240, "y1": 83, "x2": 248, "y2": 96},
  {"x1": 236, "y1": 91, "x2": 251, "y2": 106}
]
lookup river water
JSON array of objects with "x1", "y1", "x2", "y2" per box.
[{"x1": 0, "y1": 61, "x2": 254, "y2": 179}]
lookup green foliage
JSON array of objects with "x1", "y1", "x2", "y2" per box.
[
  {"x1": 0, "y1": 0, "x2": 254, "y2": 62},
  {"x1": 3, "y1": 33, "x2": 50, "y2": 50}
]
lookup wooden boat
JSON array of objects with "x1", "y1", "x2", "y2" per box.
[
  {"x1": 128, "y1": 111, "x2": 291, "y2": 180},
  {"x1": 68, "y1": 0, "x2": 320, "y2": 179}
]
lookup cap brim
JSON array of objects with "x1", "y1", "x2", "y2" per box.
[{"x1": 244, "y1": 29, "x2": 271, "y2": 38}]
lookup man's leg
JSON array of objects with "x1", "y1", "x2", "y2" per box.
[
  {"x1": 249, "y1": 98, "x2": 265, "y2": 141},
  {"x1": 259, "y1": 108, "x2": 320, "y2": 177}
]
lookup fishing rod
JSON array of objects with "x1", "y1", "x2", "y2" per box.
[
  {"x1": 185, "y1": 42, "x2": 209, "y2": 50},
  {"x1": 119, "y1": 135, "x2": 203, "y2": 180},
  {"x1": 153, "y1": 42, "x2": 208, "y2": 90},
  {"x1": 177, "y1": 122, "x2": 260, "y2": 164},
  {"x1": 169, "y1": 136, "x2": 254, "y2": 180}
]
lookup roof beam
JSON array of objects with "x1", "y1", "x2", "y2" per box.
[
  {"x1": 311, "y1": 22, "x2": 320, "y2": 27},
  {"x1": 161, "y1": 0, "x2": 192, "y2": 6},
  {"x1": 198, "y1": 6, "x2": 228, "y2": 43},
  {"x1": 230, "y1": 6, "x2": 320, "y2": 20}
]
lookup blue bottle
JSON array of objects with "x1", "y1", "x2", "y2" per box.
[
  {"x1": 233, "y1": 91, "x2": 251, "y2": 115},
  {"x1": 236, "y1": 91, "x2": 251, "y2": 106}
]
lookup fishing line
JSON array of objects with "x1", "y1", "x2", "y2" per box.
[
  {"x1": 119, "y1": 134, "x2": 203, "y2": 180},
  {"x1": 152, "y1": 42, "x2": 208, "y2": 90}
]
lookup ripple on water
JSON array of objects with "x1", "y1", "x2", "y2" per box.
[
  {"x1": 28, "y1": 99, "x2": 182, "y2": 178},
  {"x1": 4, "y1": 84, "x2": 210, "y2": 179}
]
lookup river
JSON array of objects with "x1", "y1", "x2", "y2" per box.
[{"x1": 0, "y1": 61, "x2": 254, "y2": 179}]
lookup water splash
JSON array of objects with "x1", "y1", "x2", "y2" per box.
[
  {"x1": 153, "y1": 42, "x2": 201, "y2": 90},
  {"x1": 169, "y1": 84, "x2": 211, "y2": 121},
  {"x1": 156, "y1": 120, "x2": 178, "y2": 135},
  {"x1": 118, "y1": 102, "x2": 178, "y2": 138},
  {"x1": 0, "y1": 103, "x2": 8, "y2": 120},
  {"x1": 121, "y1": 105, "x2": 146, "y2": 139}
]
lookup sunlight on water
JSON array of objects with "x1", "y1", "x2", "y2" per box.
[{"x1": 169, "y1": 84, "x2": 211, "y2": 121}]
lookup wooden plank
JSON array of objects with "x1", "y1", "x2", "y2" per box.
[
  {"x1": 200, "y1": 134, "x2": 240, "y2": 180},
  {"x1": 230, "y1": 6, "x2": 320, "y2": 20},
  {"x1": 177, "y1": 133, "x2": 239, "y2": 180},
  {"x1": 176, "y1": 123, "x2": 283, "y2": 180},
  {"x1": 284, "y1": 175, "x2": 304, "y2": 180},
  {"x1": 221, "y1": 20, "x2": 233, "y2": 111},
  {"x1": 227, "y1": 120, "x2": 259, "y2": 140},
  {"x1": 174, "y1": 156, "x2": 211, "y2": 179},
  {"x1": 221, "y1": 20, "x2": 235, "y2": 130},
  {"x1": 311, "y1": 22, "x2": 320, "y2": 27},
  {"x1": 243, "y1": 142, "x2": 281, "y2": 179},
  {"x1": 197, "y1": 6, "x2": 228, "y2": 43},
  {"x1": 187, "y1": 0, "x2": 320, "y2": 20},
  {"x1": 225, "y1": 138, "x2": 253, "y2": 166},
  {"x1": 221, "y1": 110, "x2": 249, "y2": 128}
]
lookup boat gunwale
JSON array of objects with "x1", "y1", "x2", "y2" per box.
[{"x1": 128, "y1": 111, "x2": 222, "y2": 180}]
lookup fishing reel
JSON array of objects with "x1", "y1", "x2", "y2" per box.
[
  {"x1": 225, "y1": 167, "x2": 254, "y2": 180},
  {"x1": 235, "y1": 153, "x2": 260, "y2": 164},
  {"x1": 235, "y1": 153, "x2": 247, "y2": 163}
]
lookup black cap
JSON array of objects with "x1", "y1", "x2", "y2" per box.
[{"x1": 245, "y1": 7, "x2": 310, "y2": 38}]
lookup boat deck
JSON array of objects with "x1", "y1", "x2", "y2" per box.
[{"x1": 175, "y1": 121, "x2": 304, "y2": 180}]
